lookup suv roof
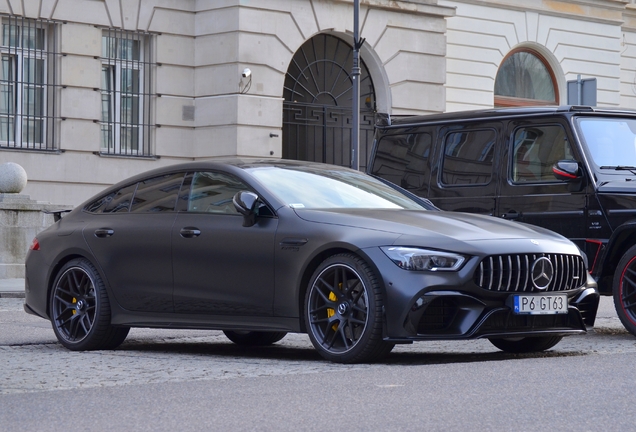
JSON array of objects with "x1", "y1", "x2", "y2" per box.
[{"x1": 376, "y1": 105, "x2": 636, "y2": 128}]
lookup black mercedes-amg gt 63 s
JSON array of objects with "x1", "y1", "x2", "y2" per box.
[{"x1": 24, "y1": 159, "x2": 599, "y2": 363}]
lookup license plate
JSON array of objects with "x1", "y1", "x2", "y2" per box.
[{"x1": 512, "y1": 294, "x2": 568, "y2": 315}]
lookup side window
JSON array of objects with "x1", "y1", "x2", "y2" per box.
[
  {"x1": 130, "y1": 173, "x2": 184, "y2": 212},
  {"x1": 85, "y1": 183, "x2": 137, "y2": 213},
  {"x1": 441, "y1": 129, "x2": 495, "y2": 186},
  {"x1": 187, "y1": 171, "x2": 249, "y2": 214},
  {"x1": 370, "y1": 132, "x2": 432, "y2": 191},
  {"x1": 512, "y1": 125, "x2": 572, "y2": 183}
]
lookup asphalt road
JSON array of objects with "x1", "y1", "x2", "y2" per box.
[{"x1": 1, "y1": 297, "x2": 634, "y2": 431}]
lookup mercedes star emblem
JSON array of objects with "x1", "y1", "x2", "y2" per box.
[{"x1": 531, "y1": 256, "x2": 554, "y2": 290}]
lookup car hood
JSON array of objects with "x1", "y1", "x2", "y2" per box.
[
  {"x1": 597, "y1": 178, "x2": 636, "y2": 193},
  {"x1": 294, "y1": 208, "x2": 577, "y2": 254}
]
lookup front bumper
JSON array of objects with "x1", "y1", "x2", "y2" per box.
[
  {"x1": 388, "y1": 287, "x2": 598, "y2": 342},
  {"x1": 362, "y1": 248, "x2": 600, "y2": 342}
]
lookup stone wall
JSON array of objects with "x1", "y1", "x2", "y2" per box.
[{"x1": 0, "y1": 194, "x2": 71, "y2": 279}]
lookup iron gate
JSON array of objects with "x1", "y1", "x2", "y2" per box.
[{"x1": 282, "y1": 34, "x2": 376, "y2": 171}]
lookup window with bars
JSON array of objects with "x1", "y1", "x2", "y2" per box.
[
  {"x1": 100, "y1": 29, "x2": 153, "y2": 156},
  {"x1": 0, "y1": 16, "x2": 57, "y2": 150}
]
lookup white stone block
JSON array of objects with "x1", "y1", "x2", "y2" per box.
[
  {"x1": 59, "y1": 119, "x2": 101, "y2": 152},
  {"x1": 147, "y1": 7, "x2": 195, "y2": 36},
  {"x1": 156, "y1": 96, "x2": 196, "y2": 128},
  {"x1": 196, "y1": 33, "x2": 239, "y2": 66},
  {"x1": 156, "y1": 34, "x2": 195, "y2": 67},
  {"x1": 60, "y1": 23, "x2": 102, "y2": 57},
  {"x1": 60, "y1": 87, "x2": 101, "y2": 120},
  {"x1": 155, "y1": 126, "x2": 195, "y2": 158},
  {"x1": 52, "y1": 1, "x2": 111, "y2": 27},
  {"x1": 157, "y1": 65, "x2": 195, "y2": 98},
  {"x1": 60, "y1": 55, "x2": 102, "y2": 88},
  {"x1": 391, "y1": 82, "x2": 445, "y2": 113}
]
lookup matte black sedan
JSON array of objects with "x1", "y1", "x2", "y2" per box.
[{"x1": 24, "y1": 159, "x2": 599, "y2": 363}]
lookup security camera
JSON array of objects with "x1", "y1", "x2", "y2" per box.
[{"x1": 242, "y1": 68, "x2": 251, "y2": 78}]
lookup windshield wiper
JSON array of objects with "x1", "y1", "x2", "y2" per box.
[{"x1": 599, "y1": 165, "x2": 636, "y2": 174}]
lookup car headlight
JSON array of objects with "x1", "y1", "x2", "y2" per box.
[{"x1": 381, "y1": 247, "x2": 466, "y2": 271}]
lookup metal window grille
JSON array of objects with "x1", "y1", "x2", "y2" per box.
[
  {"x1": 100, "y1": 28, "x2": 154, "y2": 156},
  {"x1": 0, "y1": 16, "x2": 57, "y2": 151}
]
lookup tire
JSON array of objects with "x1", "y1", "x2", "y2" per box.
[
  {"x1": 488, "y1": 336, "x2": 563, "y2": 353},
  {"x1": 304, "y1": 253, "x2": 394, "y2": 363},
  {"x1": 223, "y1": 330, "x2": 287, "y2": 346},
  {"x1": 49, "y1": 258, "x2": 129, "y2": 351},
  {"x1": 613, "y1": 245, "x2": 636, "y2": 337}
]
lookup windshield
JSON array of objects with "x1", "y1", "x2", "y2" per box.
[
  {"x1": 247, "y1": 165, "x2": 426, "y2": 210},
  {"x1": 576, "y1": 117, "x2": 636, "y2": 168}
]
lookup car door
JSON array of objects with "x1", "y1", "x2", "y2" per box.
[
  {"x1": 171, "y1": 171, "x2": 278, "y2": 316},
  {"x1": 428, "y1": 123, "x2": 501, "y2": 215},
  {"x1": 496, "y1": 120, "x2": 589, "y2": 248},
  {"x1": 83, "y1": 172, "x2": 185, "y2": 312}
]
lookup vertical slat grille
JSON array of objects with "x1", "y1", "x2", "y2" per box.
[{"x1": 475, "y1": 254, "x2": 586, "y2": 292}]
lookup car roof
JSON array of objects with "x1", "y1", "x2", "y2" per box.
[{"x1": 376, "y1": 105, "x2": 636, "y2": 128}]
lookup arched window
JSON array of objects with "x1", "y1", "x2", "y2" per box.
[{"x1": 494, "y1": 49, "x2": 558, "y2": 107}]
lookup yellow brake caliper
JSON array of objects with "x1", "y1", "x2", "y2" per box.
[
  {"x1": 326, "y1": 283, "x2": 342, "y2": 331},
  {"x1": 72, "y1": 297, "x2": 77, "y2": 314}
]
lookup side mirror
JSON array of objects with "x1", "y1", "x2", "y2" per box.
[
  {"x1": 233, "y1": 191, "x2": 260, "y2": 227},
  {"x1": 553, "y1": 160, "x2": 585, "y2": 192},
  {"x1": 552, "y1": 160, "x2": 582, "y2": 181}
]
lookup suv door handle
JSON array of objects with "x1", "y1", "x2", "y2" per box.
[
  {"x1": 94, "y1": 228, "x2": 114, "y2": 238},
  {"x1": 501, "y1": 211, "x2": 521, "y2": 220},
  {"x1": 180, "y1": 227, "x2": 201, "y2": 238}
]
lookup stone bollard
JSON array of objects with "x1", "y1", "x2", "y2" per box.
[{"x1": 0, "y1": 162, "x2": 72, "y2": 279}]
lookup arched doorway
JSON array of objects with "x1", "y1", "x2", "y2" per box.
[
  {"x1": 283, "y1": 34, "x2": 376, "y2": 170},
  {"x1": 494, "y1": 48, "x2": 558, "y2": 107}
]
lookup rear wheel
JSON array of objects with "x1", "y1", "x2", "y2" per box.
[
  {"x1": 488, "y1": 336, "x2": 563, "y2": 353},
  {"x1": 613, "y1": 245, "x2": 636, "y2": 336},
  {"x1": 223, "y1": 330, "x2": 287, "y2": 346},
  {"x1": 50, "y1": 258, "x2": 129, "y2": 351},
  {"x1": 304, "y1": 253, "x2": 394, "y2": 363}
]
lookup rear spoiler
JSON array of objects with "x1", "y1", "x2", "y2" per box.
[{"x1": 44, "y1": 209, "x2": 72, "y2": 222}]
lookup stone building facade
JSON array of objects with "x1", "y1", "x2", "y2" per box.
[{"x1": 0, "y1": 0, "x2": 634, "y2": 207}]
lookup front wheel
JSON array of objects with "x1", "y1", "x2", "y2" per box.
[
  {"x1": 50, "y1": 258, "x2": 129, "y2": 351},
  {"x1": 223, "y1": 331, "x2": 287, "y2": 346},
  {"x1": 488, "y1": 336, "x2": 563, "y2": 353},
  {"x1": 304, "y1": 253, "x2": 394, "y2": 363},
  {"x1": 613, "y1": 244, "x2": 636, "y2": 336}
]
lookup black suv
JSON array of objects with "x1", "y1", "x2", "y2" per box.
[{"x1": 369, "y1": 106, "x2": 636, "y2": 335}]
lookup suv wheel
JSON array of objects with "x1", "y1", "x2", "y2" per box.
[{"x1": 613, "y1": 245, "x2": 636, "y2": 336}]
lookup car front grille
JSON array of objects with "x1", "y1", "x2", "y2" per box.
[{"x1": 474, "y1": 253, "x2": 586, "y2": 292}]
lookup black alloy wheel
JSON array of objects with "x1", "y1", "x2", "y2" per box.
[
  {"x1": 613, "y1": 244, "x2": 636, "y2": 336},
  {"x1": 488, "y1": 336, "x2": 563, "y2": 353},
  {"x1": 223, "y1": 330, "x2": 287, "y2": 346},
  {"x1": 50, "y1": 258, "x2": 129, "y2": 351},
  {"x1": 305, "y1": 253, "x2": 394, "y2": 363}
]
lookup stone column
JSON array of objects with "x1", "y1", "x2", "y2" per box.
[{"x1": 0, "y1": 162, "x2": 72, "y2": 279}]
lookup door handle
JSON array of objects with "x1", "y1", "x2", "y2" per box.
[
  {"x1": 180, "y1": 227, "x2": 201, "y2": 238},
  {"x1": 94, "y1": 228, "x2": 114, "y2": 238},
  {"x1": 501, "y1": 211, "x2": 521, "y2": 220}
]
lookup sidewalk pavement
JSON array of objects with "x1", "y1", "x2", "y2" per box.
[{"x1": 0, "y1": 278, "x2": 25, "y2": 298}]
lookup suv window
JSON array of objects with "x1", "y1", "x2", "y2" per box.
[
  {"x1": 442, "y1": 129, "x2": 495, "y2": 186},
  {"x1": 512, "y1": 125, "x2": 573, "y2": 183},
  {"x1": 370, "y1": 132, "x2": 432, "y2": 191}
]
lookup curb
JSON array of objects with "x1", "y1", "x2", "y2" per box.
[{"x1": 0, "y1": 292, "x2": 25, "y2": 299}]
